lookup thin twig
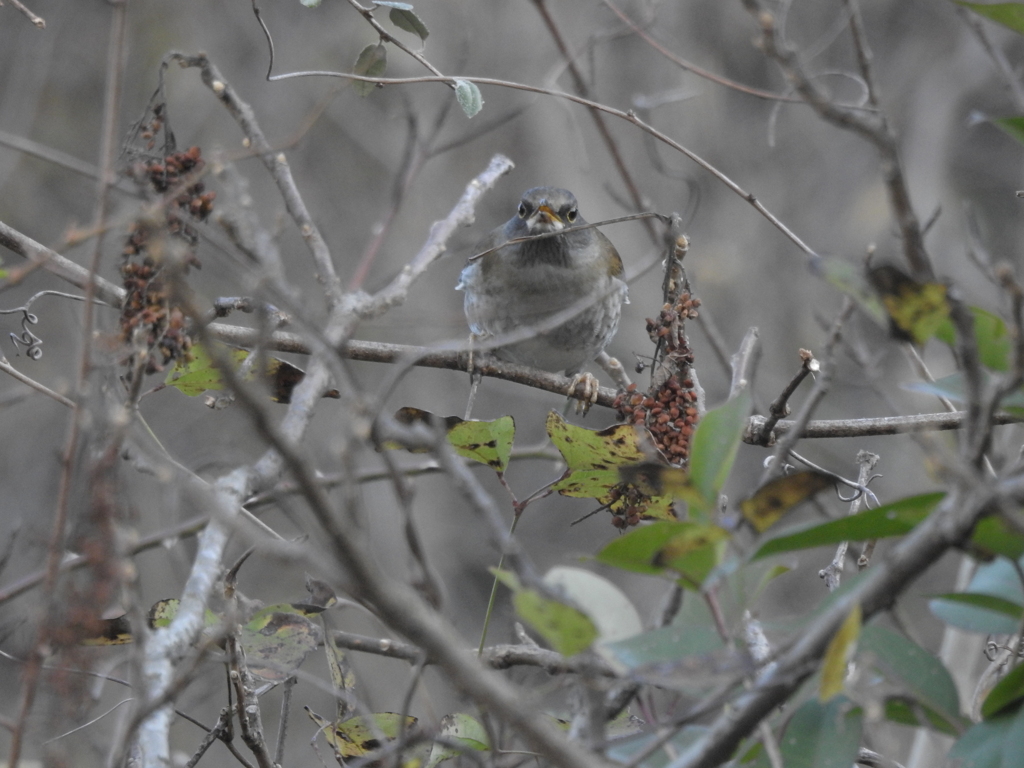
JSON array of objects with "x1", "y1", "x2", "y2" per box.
[
  {"x1": 741, "y1": 0, "x2": 933, "y2": 280},
  {"x1": 752, "y1": 348, "x2": 818, "y2": 444},
  {"x1": 819, "y1": 450, "x2": 880, "y2": 591},
  {"x1": 759, "y1": 298, "x2": 855, "y2": 485},
  {"x1": 7, "y1": 0, "x2": 45, "y2": 27}
]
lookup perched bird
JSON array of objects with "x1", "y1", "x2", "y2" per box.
[{"x1": 457, "y1": 187, "x2": 628, "y2": 406}]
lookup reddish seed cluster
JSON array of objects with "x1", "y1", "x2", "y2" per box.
[
  {"x1": 120, "y1": 146, "x2": 213, "y2": 375},
  {"x1": 606, "y1": 484, "x2": 648, "y2": 528},
  {"x1": 615, "y1": 375, "x2": 699, "y2": 462},
  {"x1": 609, "y1": 290, "x2": 702, "y2": 528}
]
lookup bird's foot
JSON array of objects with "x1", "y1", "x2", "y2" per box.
[{"x1": 566, "y1": 372, "x2": 601, "y2": 415}]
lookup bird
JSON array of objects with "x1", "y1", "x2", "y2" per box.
[{"x1": 456, "y1": 186, "x2": 629, "y2": 410}]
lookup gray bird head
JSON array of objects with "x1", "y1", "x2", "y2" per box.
[{"x1": 516, "y1": 187, "x2": 582, "y2": 234}]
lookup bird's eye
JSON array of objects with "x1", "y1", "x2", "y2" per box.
[
  {"x1": 566, "y1": 207, "x2": 578, "y2": 223},
  {"x1": 517, "y1": 202, "x2": 528, "y2": 218}
]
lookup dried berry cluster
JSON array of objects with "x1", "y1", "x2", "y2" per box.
[
  {"x1": 137, "y1": 103, "x2": 165, "y2": 151},
  {"x1": 616, "y1": 374, "x2": 699, "y2": 462},
  {"x1": 609, "y1": 291, "x2": 702, "y2": 527},
  {"x1": 120, "y1": 146, "x2": 214, "y2": 375},
  {"x1": 606, "y1": 483, "x2": 650, "y2": 529}
]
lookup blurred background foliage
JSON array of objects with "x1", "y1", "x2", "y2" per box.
[{"x1": 1, "y1": 0, "x2": 1023, "y2": 765}]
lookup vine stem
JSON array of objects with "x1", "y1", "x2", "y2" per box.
[{"x1": 477, "y1": 510, "x2": 524, "y2": 656}]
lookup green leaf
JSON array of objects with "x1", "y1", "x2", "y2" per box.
[
  {"x1": 387, "y1": 408, "x2": 514, "y2": 470},
  {"x1": 353, "y1": 44, "x2": 388, "y2": 97},
  {"x1": 868, "y1": 264, "x2": 950, "y2": 344},
  {"x1": 147, "y1": 598, "x2": 220, "y2": 631},
  {"x1": 165, "y1": 344, "x2": 247, "y2": 396},
  {"x1": 971, "y1": 515, "x2": 1024, "y2": 560},
  {"x1": 241, "y1": 607, "x2": 323, "y2": 681},
  {"x1": 300, "y1": 0, "x2": 321, "y2": 6},
  {"x1": 983, "y1": 663, "x2": 1024, "y2": 719},
  {"x1": 819, "y1": 256, "x2": 888, "y2": 328},
  {"x1": 513, "y1": 588, "x2": 597, "y2": 657},
  {"x1": 994, "y1": 116, "x2": 1024, "y2": 146},
  {"x1": 753, "y1": 493, "x2": 945, "y2": 560},
  {"x1": 546, "y1": 412, "x2": 678, "y2": 519},
  {"x1": 164, "y1": 342, "x2": 337, "y2": 402},
  {"x1": 389, "y1": 7, "x2": 429, "y2": 40},
  {"x1": 858, "y1": 625, "x2": 964, "y2": 732},
  {"x1": 546, "y1": 410, "x2": 646, "y2": 469},
  {"x1": 778, "y1": 697, "x2": 863, "y2": 768},
  {"x1": 454, "y1": 79, "x2": 483, "y2": 118},
  {"x1": 820, "y1": 604, "x2": 861, "y2": 701},
  {"x1": 882, "y1": 697, "x2": 959, "y2": 735},
  {"x1": 425, "y1": 713, "x2": 489, "y2": 768},
  {"x1": 306, "y1": 708, "x2": 417, "y2": 759},
  {"x1": 949, "y1": 702, "x2": 1024, "y2": 768},
  {"x1": 929, "y1": 592, "x2": 1024, "y2": 632},
  {"x1": 956, "y1": 2, "x2": 1024, "y2": 35},
  {"x1": 543, "y1": 566, "x2": 643, "y2": 643},
  {"x1": 740, "y1": 470, "x2": 834, "y2": 533},
  {"x1": 687, "y1": 391, "x2": 751, "y2": 516},
  {"x1": 596, "y1": 520, "x2": 728, "y2": 588},
  {"x1": 934, "y1": 307, "x2": 1011, "y2": 371},
  {"x1": 600, "y1": 622, "x2": 724, "y2": 670},
  {"x1": 930, "y1": 556, "x2": 1024, "y2": 634}
]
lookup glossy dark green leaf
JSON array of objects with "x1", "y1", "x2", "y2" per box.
[
  {"x1": 982, "y1": 663, "x2": 1024, "y2": 719},
  {"x1": 858, "y1": 625, "x2": 964, "y2": 732},
  {"x1": 930, "y1": 556, "x2": 1024, "y2": 634},
  {"x1": 949, "y1": 703, "x2": 1024, "y2": 768},
  {"x1": 687, "y1": 391, "x2": 751, "y2": 516},
  {"x1": 353, "y1": 44, "x2": 387, "y2": 97},
  {"x1": 753, "y1": 493, "x2": 944, "y2": 560},
  {"x1": 778, "y1": 696, "x2": 862, "y2": 768},
  {"x1": 883, "y1": 697, "x2": 959, "y2": 735},
  {"x1": 970, "y1": 515, "x2": 1024, "y2": 560},
  {"x1": 956, "y1": 2, "x2": 1024, "y2": 35}
]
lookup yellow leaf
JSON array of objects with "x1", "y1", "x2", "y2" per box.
[
  {"x1": 820, "y1": 604, "x2": 862, "y2": 701},
  {"x1": 740, "y1": 470, "x2": 834, "y2": 533},
  {"x1": 869, "y1": 265, "x2": 949, "y2": 345}
]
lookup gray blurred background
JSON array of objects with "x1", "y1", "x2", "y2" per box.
[{"x1": 1, "y1": 0, "x2": 1022, "y2": 764}]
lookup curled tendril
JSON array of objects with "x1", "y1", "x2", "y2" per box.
[
  {"x1": 1, "y1": 291, "x2": 112, "y2": 362},
  {"x1": 7, "y1": 310, "x2": 42, "y2": 360}
]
